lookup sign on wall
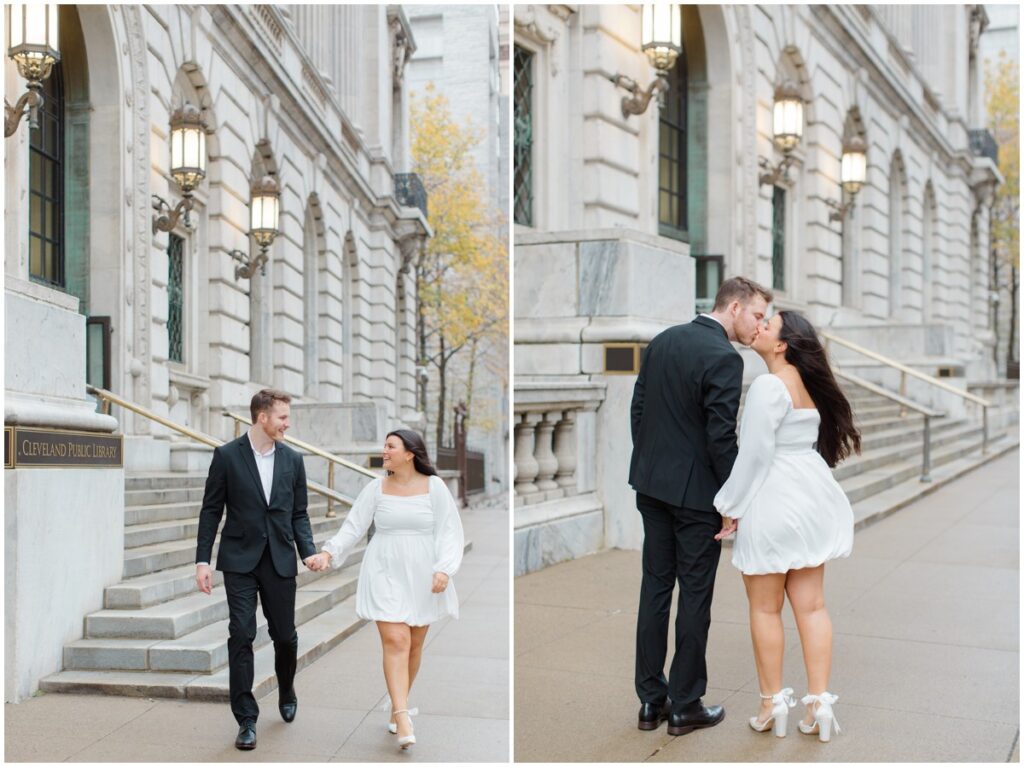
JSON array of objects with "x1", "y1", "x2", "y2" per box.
[{"x1": 4, "y1": 426, "x2": 123, "y2": 469}]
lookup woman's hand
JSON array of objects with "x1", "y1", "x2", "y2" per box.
[
  {"x1": 305, "y1": 551, "x2": 332, "y2": 571},
  {"x1": 714, "y1": 515, "x2": 737, "y2": 541},
  {"x1": 431, "y1": 572, "x2": 449, "y2": 593}
]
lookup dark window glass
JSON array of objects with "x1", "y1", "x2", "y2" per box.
[
  {"x1": 513, "y1": 45, "x2": 534, "y2": 226},
  {"x1": 772, "y1": 186, "x2": 786, "y2": 291},
  {"x1": 658, "y1": 44, "x2": 687, "y2": 240},
  {"x1": 29, "y1": 60, "x2": 65, "y2": 288},
  {"x1": 168, "y1": 234, "x2": 184, "y2": 364}
]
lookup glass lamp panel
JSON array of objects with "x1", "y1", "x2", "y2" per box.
[{"x1": 171, "y1": 129, "x2": 184, "y2": 173}]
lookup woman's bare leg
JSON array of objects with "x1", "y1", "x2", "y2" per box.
[
  {"x1": 785, "y1": 565, "x2": 832, "y2": 725},
  {"x1": 377, "y1": 621, "x2": 413, "y2": 737},
  {"x1": 743, "y1": 572, "x2": 787, "y2": 722}
]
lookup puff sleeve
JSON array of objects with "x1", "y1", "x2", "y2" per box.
[
  {"x1": 713, "y1": 374, "x2": 791, "y2": 520},
  {"x1": 430, "y1": 476, "x2": 465, "y2": 576},
  {"x1": 321, "y1": 477, "x2": 380, "y2": 568}
]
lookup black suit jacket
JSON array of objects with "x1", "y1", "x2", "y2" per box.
[
  {"x1": 628, "y1": 315, "x2": 744, "y2": 511},
  {"x1": 195, "y1": 434, "x2": 316, "y2": 577}
]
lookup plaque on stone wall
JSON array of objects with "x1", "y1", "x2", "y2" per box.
[{"x1": 5, "y1": 427, "x2": 123, "y2": 468}]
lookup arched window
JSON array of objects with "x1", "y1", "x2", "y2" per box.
[
  {"x1": 658, "y1": 37, "x2": 687, "y2": 241},
  {"x1": 29, "y1": 58, "x2": 65, "y2": 288}
]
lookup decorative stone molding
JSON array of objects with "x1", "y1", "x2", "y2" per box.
[
  {"x1": 302, "y1": 65, "x2": 329, "y2": 112},
  {"x1": 253, "y1": 5, "x2": 284, "y2": 53}
]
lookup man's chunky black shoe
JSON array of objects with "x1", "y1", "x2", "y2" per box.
[
  {"x1": 235, "y1": 723, "x2": 257, "y2": 750},
  {"x1": 638, "y1": 700, "x2": 670, "y2": 731},
  {"x1": 667, "y1": 700, "x2": 725, "y2": 736},
  {"x1": 279, "y1": 690, "x2": 298, "y2": 723}
]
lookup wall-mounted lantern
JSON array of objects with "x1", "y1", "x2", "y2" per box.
[
  {"x1": 152, "y1": 103, "x2": 207, "y2": 233},
  {"x1": 230, "y1": 176, "x2": 280, "y2": 280},
  {"x1": 758, "y1": 80, "x2": 804, "y2": 186},
  {"x1": 826, "y1": 135, "x2": 867, "y2": 222},
  {"x1": 5, "y1": 4, "x2": 60, "y2": 138},
  {"x1": 608, "y1": 4, "x2": 681, "y2": 118}
]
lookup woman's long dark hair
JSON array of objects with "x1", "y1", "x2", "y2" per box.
[
  {"x1": 777, "y1": 311, "x2": 861, "y2": 467},
  {"x1": 386, "y1": 429, "x2": 438, "y2": 476}
]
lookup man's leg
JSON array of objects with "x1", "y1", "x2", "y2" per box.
[
  {"x1": 255, "y1": 548, "x2": 299, "y2": 712},
  {"x1": 635, "y1": 493, "x2": 677, "y2": 705},
  {"x1": 223, "y1": 566, "x2": 261, "y2": 726},
  {"x1": 667, "y1": 507, "x2": 722, "y2": 711}
]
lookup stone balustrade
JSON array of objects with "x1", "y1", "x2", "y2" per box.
[{"x1": 513, "y1": 380, "x2": 605, "y2": 506}]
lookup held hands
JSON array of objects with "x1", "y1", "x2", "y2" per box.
[
  {"x1": 304, "y1": 552, "x2": 332, "y2": 572},
  {"x1": 431, "y1": 572, "x2": 449, "y2": 594},
  {"x1": 195, "y1": 564, "x2": 213, "y2": 594},
  {"x1": 714, "y1": 515, "x2": 737, "y2": 541}
]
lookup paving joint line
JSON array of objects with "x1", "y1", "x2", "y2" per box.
[{"x1": 1007, "y1": 728, "x2": 1020, "y2": 762}]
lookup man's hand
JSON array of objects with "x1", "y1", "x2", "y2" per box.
[
  {"x1": 431, "y1": 572, "x2": 449, "y2": 593},
  {"x1": 196, "y1": 564, "x2": 213, "y2": 594},
  {"x1": 714, "y1": 516, "x2": 737, "y2": 541},
  {"x1": 305, "y1": 552, "x2": 331, "y2": 572}
]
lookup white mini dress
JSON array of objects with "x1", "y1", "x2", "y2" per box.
[
  {"x1": 321, "y1": 475, "x2": 464, "y2": 626},
  {"x1": 713, "y1": 374, "x2": 854, "y2": 575}
]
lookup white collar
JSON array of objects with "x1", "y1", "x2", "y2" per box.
[
  {"x1": 699, "y1": 313, "x2": 726, "y2": 329},
  {"x1": 247, "y1": 429, "x2": 276, "y2": 457}
]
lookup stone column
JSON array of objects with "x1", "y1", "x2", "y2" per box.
[{"x1": 514, "y1": 412, "x2": 541, "y2": 495}]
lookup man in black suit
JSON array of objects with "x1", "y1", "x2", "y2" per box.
[
  {"x1": 195, "y1": 389, "x2": 320, "y2": 750},
  {"x1": 629, "y1": 276, "x2": 771, "y2": 735}
]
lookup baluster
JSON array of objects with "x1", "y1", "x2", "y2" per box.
[
  {"x1": 514, "y1": 413, "x2": 541, "y2": 496},
  {"x1": 553, "y1": 409, "x2": 578, "y2": 495},
  {"x1": 534, "y1": 412, "x2": 559, "y2": 493}
]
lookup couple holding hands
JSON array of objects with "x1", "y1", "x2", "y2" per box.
[{"x1": 194, "y1": 389, "x2": 464, "y2": 751}]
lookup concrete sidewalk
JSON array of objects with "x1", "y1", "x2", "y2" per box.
[
  {"x1": 515, "y1": 449, "x2": 1019, "y2": 762},
  {"x1": 6, "y1": 502, "x2": 510, "y2": 763}
]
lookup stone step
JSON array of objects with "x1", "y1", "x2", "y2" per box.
[
  {"x1": 834, "y1": 421, "x2": 980, "y2": 481},
  {"x1": 840, "y1": 425, "x2": 986, "y2": 503},
  {"x1": 122, "y1": 516, "x2": 343, "y2": 577},
  {"x1": 124, "y1": 496, "x2": 335, "y2": 527},
  {"x1": 41, "y1": 539, "x2": 474, "y2": 700},
  {"x1": 851, "y1": 402, "x2": 906, "y2": 420},
  {"x1": 106, "y1": 534, "x2": 363, "y2": 610},
  {"x1": 40, "y1": 595, "x2": 367, "y2": 701},
  {"x1": 855, "y1": 417, "x2": 964, "y2": 453},
  {"x1": 125, "y1": 486, "x2": 206, "y2": 507},
  {"x1": 125, "y1": 474, "x2": 208, "y2": 492},
  {"x1": 67, "y1": 564, "x2": 361, "y2": 672},
  {"x1": 123, "y1": 505, "x2": 337, "y2": 550},
  {"x1": 851, "y1": 433, "x2": 1020, "y2": 529}
]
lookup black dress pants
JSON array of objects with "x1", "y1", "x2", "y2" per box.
[
  {"x1": 222, "y1": 545, "x2": 298, "y2": 725},
  {"x1": 635, "y1": 492, "x2": 721, "y2": 714}
]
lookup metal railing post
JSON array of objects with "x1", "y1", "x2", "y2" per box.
[
  {"x1": 920, "y1": 415, "x2": 932, "y2": 483},
  {"x1": 899, "y1": 371, "x2": 908, "y2": 417},
  {"x1": 982, "y1": 405, "x2": 989, "y2": 455},
  {"x1": 327, "y1": 461, "x2": 336, "y2": 518},
  {"x1": 234, "y1": 419, "x2": 241, "y2": 439}
]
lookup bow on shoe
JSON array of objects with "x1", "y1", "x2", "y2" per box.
[
  {"x1": 801, "y1": 692, "x2": 841, "y2": 735},
  {"x1": 773, "y1": 688, "x2": 797, "y2": 708}
]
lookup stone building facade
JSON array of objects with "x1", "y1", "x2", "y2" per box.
[
  {"x1": 406, "y1": 4, "x2": 510, "y2": 495},
  {"x1": 512, "y1": 4, "x2": 1007, "y2": 574},
  {"x1": 4, "y1": 4, "x2": 430, "y2": 701}
]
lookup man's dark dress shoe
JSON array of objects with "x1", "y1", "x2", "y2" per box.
[
  {"x1": 279, "y1": 690, "x2": 298, "y2": 723},
  {"x1": 667, "y1": 699, "x2": 725, "y2": 736},
  {"x1": 638, "y1": 700, "x2": 670, "y2": 730},
  {"x1": 235, "y1": 723, "x2": 257, "y2": 750}
]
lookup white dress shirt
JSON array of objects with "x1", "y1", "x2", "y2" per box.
[
  {"x1": 699, "y1": 312, "x2": 726, "y2": 330},
  {"x1": 248, "y1": 430, "x2": 275, "y2": 504}
]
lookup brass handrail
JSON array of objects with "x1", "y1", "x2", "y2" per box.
[
  {"x1": 223, "y1": 411, "x2": 377, "y2": 517},
  {"x1": 834, "y1": 370, "x2": 942, "y2": 482},
  {"x1": 87, "y1": 386, "x2": 352, "y2": 509},
  {"x1": 222, "y1": 412, "x2": 376, "y2": 477},
  {"x1": 822, "y1": 330, "x2": 990, "y2": 454}
]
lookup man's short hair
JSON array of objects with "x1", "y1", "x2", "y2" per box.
[
  {"x1": 712, "y1": 276, "x2": 773, "y2": 311},
  {"x1": 250, "y1": 389, "x2": 291, "y2": 423}
]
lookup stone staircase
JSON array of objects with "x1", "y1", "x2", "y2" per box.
[{"x1": 39, "y1": 471, "x2": 382, "y2": 700}]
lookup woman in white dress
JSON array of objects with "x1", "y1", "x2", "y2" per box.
[
  {"x1": 713, "y1": 311, "x2": 860, "y2": 743},
  {"x1": 306, "y1": 429, "x2": 464, "y2": 750}
]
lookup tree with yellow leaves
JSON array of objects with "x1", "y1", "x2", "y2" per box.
[
  {"x1": 985, "y1": 50, "x2": 1019, "y2": 373},
  {"x1": 411, "y1": 84, "x2": 509, "y2": 453}
]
